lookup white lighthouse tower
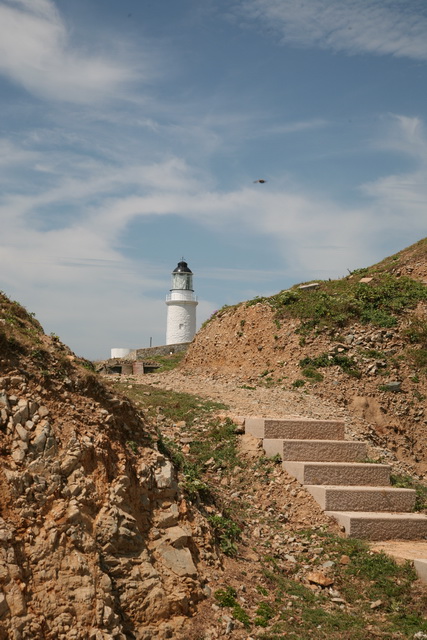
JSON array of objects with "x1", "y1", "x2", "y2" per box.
[{"x1": 166, "y1": 259, "x2": 198, "y2": 345}]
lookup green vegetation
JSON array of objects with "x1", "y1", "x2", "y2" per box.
[
  {"x1": 207, "y1": 514, "x2": 241, "y2": 556},
  {"x1": 200, "y1": 303, "x2": 237, "y2": 329},
  {"x1": 112, "y1": 380, "x2": 243, "y2": 555},
  {"x1": 253, "y1": 455, "x2": 282, "y2": 481},
  {"x1": 404, "y1": 318, "x2": 427, "y2": 346},
  {"x1": 390, "y1": 473, "x2": 427, "y2": 511},
  {"x1": 189, "y1": 418, "x2": 241, "y2": 471},
  {"x1": 156, "y1": 433, "x2": 210, "y2": 499},
  {"x1": 0, "y1": 293, "x2": 44, "y2": 354},
  {"x1": 126, "y1": 440, "x2": 139, "y2": 454},
  {"x1": 359, "y1": 348, "x2": 384, "y2": 359},
  {"x1": 254, "y1": 601, "x2": 275, "y2": 627},
  {"x1": 258, "y1": 370, "x2": 276, "y2": 387},
  {"x1": 214, "y1": 586, "x2": 251, "y2": 628},
  {"x1": 244, "y1": 272, "x2": 427, "y2": 335},
  {"x1": 344, "y1": 547, "x2": 416, "y2": 601},
  {"x1": 0, "y1": 293, "x2": 85, "y2": 383},
  {"x1": 145, "y1": 351, "x2": 186, "y2": 371},
  {"x1": 80, "y1": 359, "x2": 96, "y2": 372},
  {"x1": 408, "y1": 348, "x2": 427, "y2": 373},
  {"x1": 300, "y1": 366, "x2": 324, "y2": 382},
  {"x1": 213, "y1": 541, "x2": 426, "y2": 637},
  {"x1": 214, "y1": 585, "x2": 239, "y2": 607},
  {"x1": 111, "y1": 372, "x2": 427, "y2": 638},
  {"x1": 299, "y1": 352, "x2": 361, "y2": 378},
  {"x1": 401, "y1": 318, "x2": 427, "y2": 375},
  {"x1": 113, "y1": 382, "x2": 227, "y2": 424},
  {"x1": 214, "y1": 532, "x2": 427, "y2": 638},
  {"x1": 292, "y1": 378, "x2": 306, "y2": 388}
]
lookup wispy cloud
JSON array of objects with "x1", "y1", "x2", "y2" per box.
[
  {"x1": 263, "y1": 119, "x2": 328, "y2": 136},
  {"x1": 362, "y1": 115, "x2": 427, "y2": 205},
  {"x1": 375, "y1": 115, "x2": 427, "y2": 160},
  {"x1": 3, "y1": 112, "x2": 426, "y2": 285},
  {"x1": 0, "y1": 0, "x2": 141, "y2": 103},
  {"x1": 238, "y1": 0, "x2": 427, "y2": 61},
  {"x1": 0, "y1": 138, "x2": 40, "y2": 166},
  {"x1": 1, "y1": 108, "x2": 426, "y2": 356}
]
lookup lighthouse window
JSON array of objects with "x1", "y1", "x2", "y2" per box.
[
  {"x1": 179, "y1": 323, "x2": 183, "y2": 330},
  {"x1": 172, "y1": 273, "x2": 193, "y2": 290}
]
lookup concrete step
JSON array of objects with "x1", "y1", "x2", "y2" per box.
[
  {"x1": 282, "y1": 461, "x2": 391, "y2": 486},
  {"x1": 246, "y1": 413, "x2": 426, "y2": 545},
  {"x1": 264, "y1": 439, "x2": 367, "y2": 462},
  {"x1": 245, "y1": 417, "x2": 345, "y2": 440},
  {"x1": 305, "y1": 484, "x2": 416, "y2": 512},
  {"x1": 326, "y1": 511, "x2": 427, "y2": 540},
  {"x1": 414, "y1": 559, "x2": 427, "y2": 582}
]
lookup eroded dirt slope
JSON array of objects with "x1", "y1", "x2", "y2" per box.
[{"x1": 181, "y1": 239, "x2": 427, "y2": 476}]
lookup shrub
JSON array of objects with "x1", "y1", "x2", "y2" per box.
[
  {"x1": 301, "y1": 367, "x2": 324, "y2": 381},
  {"x1": 208, "y1": 514, "x2": 242, "y2": 556},
  {"x1": 404, "y1": 318, "x2": 427, "y2": 346},
  {"x1": 299, "y1": 352, "x2": 360, "y2": 378},
  {"x1": 292, "y1": 379, "x2": 305, "y2": 388},
  {"x1": 252, "y1": 274, "x2": 427, "y2": 334}
]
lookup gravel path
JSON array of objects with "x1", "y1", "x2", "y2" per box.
[
  {"x1": 141, "y1": 370, "x2": 423, "y2": 478},
  {"x1": 143, "y1": 370, "x2": 347, "y2": 422}
]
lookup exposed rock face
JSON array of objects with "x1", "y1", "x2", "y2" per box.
[{"x1": 0, "y1": 300, "x2": 215, "y2": 639}]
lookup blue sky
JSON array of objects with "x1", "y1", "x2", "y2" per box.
[{"x1": 0, "y1": 0, "x2": 426, "y2": 359}]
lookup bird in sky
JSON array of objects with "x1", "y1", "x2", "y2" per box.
[{"x1": 253, "y1": 179, "x2": 267, "y2": 183}]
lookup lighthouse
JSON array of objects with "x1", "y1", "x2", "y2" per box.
[{"x1": 166, "y1": 259, "x2": 198, "y2": 345}]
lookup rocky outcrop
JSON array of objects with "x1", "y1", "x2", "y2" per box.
[{"x1": 0, "y1": 366, "x2": 215, "y2": 639}]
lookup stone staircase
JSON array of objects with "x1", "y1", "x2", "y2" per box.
[{"x1": 245, "y1": 416, "x2": 427, "y2": 581}]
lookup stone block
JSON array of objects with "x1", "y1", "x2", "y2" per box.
[
  {"x1": 245, "y1": 417, "x2": 345, "y2": 440},
  {"x1": 283, "y1": 461, "x2": 390, "y2": 486},
  {"x1": 305, "y1": 485, "x2": 416, "y2": 512},
  {"x1": 414, "y1": 558, "x2": 427, "y2": 583},
  {"x1": 326, "y1": 511, "x2": 427, "y2": 540},
  {"x1": 264, "y1": 439, "x2": 367, "y2": 462}
]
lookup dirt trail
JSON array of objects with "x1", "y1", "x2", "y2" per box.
[
  {"x1": 142, "y1": 368, "x2": 422, "y2": 484},
  {"x1": 137, "y1": 370, "x2": 427, "y2": 637},
  {"x1": 144, "y1": 370, "x2": 348, "y2": 421}
]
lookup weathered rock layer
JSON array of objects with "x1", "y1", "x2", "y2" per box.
[{"x1": 0, "y1": 297, "x2": 214, "y2": 640}]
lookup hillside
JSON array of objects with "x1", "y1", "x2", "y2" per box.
[
  {"x1": 1, "y1": 238, "x2": 427, "y2": 639},
  {"x1": 182, "y1": 238, "x2": 427, "y2": 476},
  {"x1": 0, "y1": 293, "x2": 217, "y2": 639}
]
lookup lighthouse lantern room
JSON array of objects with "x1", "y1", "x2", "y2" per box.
[{"x1": 166, "y1": 260, "x2": 198, "y2": 345}]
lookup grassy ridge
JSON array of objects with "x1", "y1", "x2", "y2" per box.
[{"x1": 247, "y1": 274, "x2": 427, "y2": 334}]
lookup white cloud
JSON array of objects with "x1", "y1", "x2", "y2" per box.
[
  {"x1": 262, "y1": 119, "x2": 328, "y2": 136},
  {"x1": 238, "y1": 0, "x2": 427, "y2": 60},
  {"x1": 0, "y1": 138, "x2": 40, "y2": 167},
  {"x1": 361, "y1": 115, "x2": 427, "y2": 210},
  {"x1": 1, "y1": 111, "x2": 427, "y2": 357},
  {"x1": 375, "y1": 115, "x2": 427, "y2": 160},
  {"x1": 0, "y1": 0, "x2": 140, "y2": 103}
]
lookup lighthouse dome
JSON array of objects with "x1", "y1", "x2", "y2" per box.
[{"x1": 173, "y1": 260, "x2": 193, "y2": 274}]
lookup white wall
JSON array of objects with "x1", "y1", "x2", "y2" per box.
[{"x1": 166, "y1": 300, "x2": 197, "y2": 344}]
